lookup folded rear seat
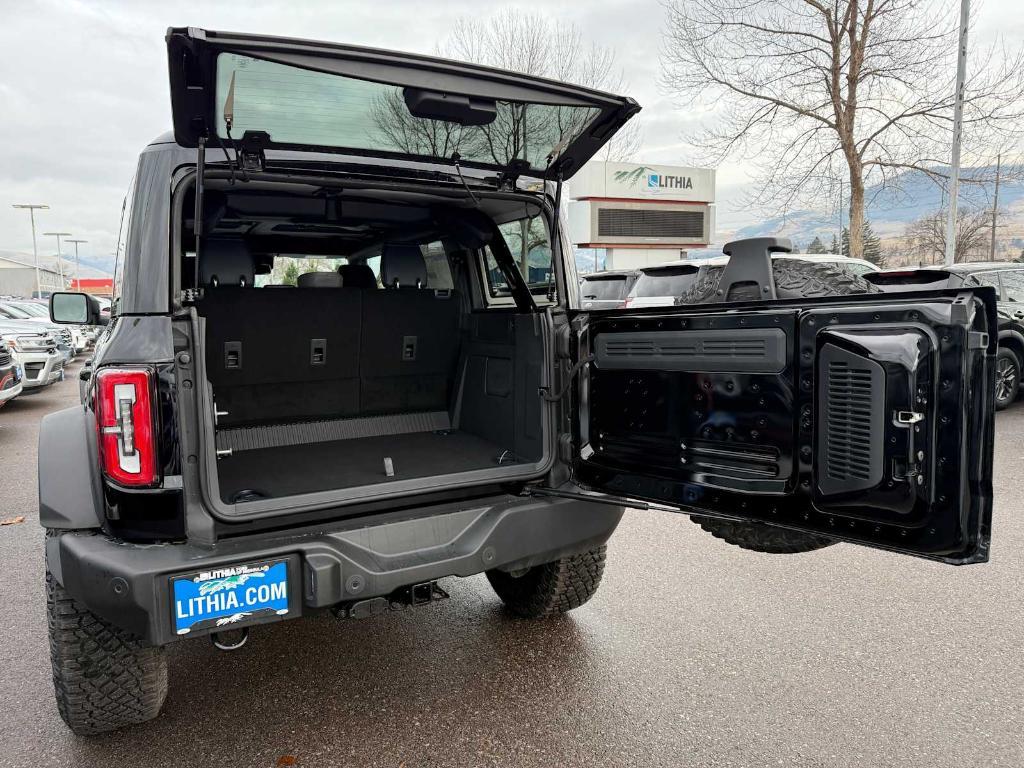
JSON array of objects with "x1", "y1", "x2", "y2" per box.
[
  {"x1": 199, "y1": 241, "x2": 460, "y2": 429},
  {"x1": 359, "y1": 244, "x2": 459, "y2": 415},
  {"x1": 198, "y1": 243, "x2": 362, "y2": 426}
]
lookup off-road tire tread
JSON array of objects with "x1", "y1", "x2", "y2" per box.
[
  {"x1": 690, "y1": 516, "x2": 835, "y2": 554},
  {"x1": 681, "y1": 260, "x2": 878, "y2": 305},
  {"x1": 678, "y1": 258, "x2": 880, "y2": 554},
  {"x1": 486, "y1": 546, "x2": 606, "y2": 618},
  {"x1": 47, "y1": 568, "x2": 168, "y2": 735}
]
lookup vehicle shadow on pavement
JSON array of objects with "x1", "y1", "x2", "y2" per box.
[{"x1": 65, "y1": 577, "x2": 603, "y2": 766}]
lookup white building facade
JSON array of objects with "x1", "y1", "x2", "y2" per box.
[
  {"x1": 568, "y1": 161, "x2": 716, "y2": 272},
  {"x1": 0, "y1": 252, "x2": 66, "y2": 298}
]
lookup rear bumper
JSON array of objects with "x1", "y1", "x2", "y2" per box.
[{"x1": 46, "y1": 494, "x2": 623, "y2": 646}]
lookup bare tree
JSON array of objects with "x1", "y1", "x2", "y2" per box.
[
  {"x1": 370, "y1": 91, "x2": 463, "y2": 158},
  {"x1": 906, "y1": 206, "x2": 993, "y2": 263},
  {"x1": 662, "y1": 0, "x2": 1024, "y2": 258},
  {"x1": 440, "y1": 10, "x2": 642, "y2": 165}
]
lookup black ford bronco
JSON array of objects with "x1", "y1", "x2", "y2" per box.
[{"x1": 42, "y1": 28, "x2": 996, "y2": 735}]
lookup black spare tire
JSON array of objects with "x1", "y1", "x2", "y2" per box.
[{"x1": 683, "y1": 258, "x2": 878, "y2": 554}]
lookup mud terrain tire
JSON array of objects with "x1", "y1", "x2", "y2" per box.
[
  {"x1": 47, "y1": 568, "x2": 168, "y2": 735},
  {"x1": 682, "y1": 258, "x2": 877, "y2": 554},
  {"x1": 487, "y1": 546, "x2": 607, "y2": 618}
]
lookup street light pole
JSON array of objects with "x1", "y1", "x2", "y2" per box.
[
  {"x1": 66, "y1": 239, "x2": 88, "y2": 289},
  {"x1": 12, "y1": 204, "x2": 49, "y2": 297},
  {"x1": 944, "y1": 0, "x2": 971, "y2": 266},
  {"x1": 989, "y1": 154, "x2": 1001, "y2": 261},
  {"x1": 43, "y1": 232, "x2": 73, "y2": 289}
]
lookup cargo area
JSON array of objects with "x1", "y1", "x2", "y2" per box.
[{"x1": 184, "y1": 177, "x2": 553, "y2": 507}]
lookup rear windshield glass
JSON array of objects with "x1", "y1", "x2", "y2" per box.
[
  {"x1": 581, "y1": 276, "x2": 628, "y2": 300},
  {"x1": 631, "y1": 268, "x2": 697, "y2": 297},
  {"x1": 216, "y1": 53, "x2": 601, "y2": 171}
]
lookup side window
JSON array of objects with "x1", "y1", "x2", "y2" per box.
[
  {"x1": 482, "y1": 216, "x2": 554, "y2": 304},
  {"x1": 113, "y1": 172, "x2": 137, "y2": 300},
  {"x1": 421, "y1": 241, "x2": 453, "y2": 290},
  {"x1": 1000, "y1": 271, "x2": 1024, "y2": 302}
]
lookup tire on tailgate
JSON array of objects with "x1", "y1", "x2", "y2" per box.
[{"x1": 682, "y1": 258, "x2": 879, "y2": 554}]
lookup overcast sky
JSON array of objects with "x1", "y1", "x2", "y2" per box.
[{"x1": 1, "y1": 0, "x2": 1021, "y2": 271}]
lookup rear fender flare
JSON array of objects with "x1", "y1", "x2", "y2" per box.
[{"x1": 38, "y1": 406, "x2": 104, "y2": 530}]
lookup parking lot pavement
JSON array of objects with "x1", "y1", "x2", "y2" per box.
[{"x1": 1, "y1": 364, "x2": 1023, "y2": 768}]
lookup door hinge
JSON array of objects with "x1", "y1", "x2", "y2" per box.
[
  {"x1": 238, "y1": 131, "x2": 270, "y2": 172},
  {"x1": 178, "y1": 288, "x2": 203, "y2": 305},
  {"x1": 968, "y1": 331, "x2": 989, "y2": 350}
]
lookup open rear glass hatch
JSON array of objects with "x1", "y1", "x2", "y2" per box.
[
  {"x1": 558, "y1": 288, "x2": 996, "y2": 564},
  {"x1": 166, "y1": 27, "x2": 639, "y2": 179}
]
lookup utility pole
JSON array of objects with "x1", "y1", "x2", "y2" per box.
[
  {"x1": 944, "y1": 0, "x2": 971, "y2": 266},
  {"x1": 43, "y1": 232, "x2": 72, "y2": 288},
  {"x1": 12, "y1": 204, "x2": 49, "y2": 297},
  {"x1": 66, "y1": 239, "x2": 88, "y2": 288},
  {"x1": 990, "y1": 154, "x2": 1001, "y2": 261}
]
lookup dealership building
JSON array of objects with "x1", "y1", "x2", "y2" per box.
[
  {"x1": 0, "y1": 252, "x2": 67, "y2": 297},
  {"x1": 568, "y1": 161, "x2": 716, "y2": 271}
]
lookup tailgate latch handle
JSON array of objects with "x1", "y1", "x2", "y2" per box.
[{"x1": 894, "y1": 411, "x2": 924, "y2": 425}]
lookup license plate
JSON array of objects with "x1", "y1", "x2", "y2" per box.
[{"x1": 171, "y1": 560, "x2": 289, "y2": 635}]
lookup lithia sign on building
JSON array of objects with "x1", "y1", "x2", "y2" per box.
[{"x1": 572, "y1": 161, "x2": 715, "y2": 202}]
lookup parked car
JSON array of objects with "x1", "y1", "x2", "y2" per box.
[
  {"x1": 0, "y1": 339, "x2": 23, "y2": 407},
  {"x1": 40, "y1": 28, "x2": 996, "y2": 736},
  {"x1": 623, "y1": 262, "x2": 709, "y2": 308},
  {"x1": 866, "y1": 262, "x2": 1024, "y2": 410},
  {"x1": 579, "y1": 269, "x2": 639, "y2": 310},
  {"x1": 0, "y1": 302, "x2": 76, "y2": 361},
  {"x1": 5, "y1": 300, "x2": 89, "y2": 352},
  {"x1": 0, "y1": 323, "x2": 63, "y2": 390}
]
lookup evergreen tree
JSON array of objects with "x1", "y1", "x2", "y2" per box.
[
  {"x1": 282, "y1": 261, "x2": 300, "y2": 286},
  {"x1": 862, "y1": 220, "x2": 883, "y2": 265},
  {"x1": 830, "y1": 233, "x2": 840, "y2": 254},
  {"x1": 841, "y1": 222, "x2": 883, "y2": 265},
  {"x1": 806, "y1": 236, "x2": 826, "y2": 254}
]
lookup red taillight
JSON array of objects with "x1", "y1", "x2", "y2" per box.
[{"x1": 96, "y1": 368, "x2": 157, "y2": 487}]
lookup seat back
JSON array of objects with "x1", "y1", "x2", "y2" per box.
[
  {"x1": 201, "y1": 287, "x2": 363, "y2": 425},
  {"x1": 339, "y1": 264, "x2": 377, "y2": 289}
]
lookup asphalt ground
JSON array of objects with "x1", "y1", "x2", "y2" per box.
[{"x1": 1, "y1": 359, "x2": 1022, "y2": 767}]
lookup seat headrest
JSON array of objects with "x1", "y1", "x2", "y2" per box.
[
  {"x1": 200, "y1": 239, "x2": 253, "y2": 287},
  {"x1": 297, "y1": 271, "x2": 344, "y2": 288},
  {"x1": 338, "y1": 263, "x2": 377, "y2": 289},
  {"x1": 382, "y1": 244, "x2": 427, "y2": 289}
]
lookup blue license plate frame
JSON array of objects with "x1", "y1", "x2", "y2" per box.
[{"x1": 171, "y1": 559, "x2": 290, "y2": 635}]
